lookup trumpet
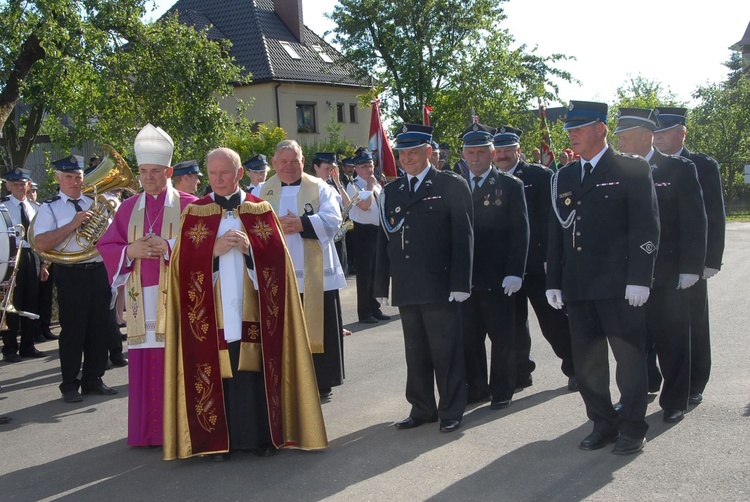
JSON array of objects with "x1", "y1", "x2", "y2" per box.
[{"x1": 334, "y1": 176, "x2": 361, "y2": 242}]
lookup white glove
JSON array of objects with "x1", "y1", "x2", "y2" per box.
[
  {"x1": 625, "y1": 285, "x2": 650, "y2": 307},
  {"x1": 702, "y1": 267, "x2": 719, "y2": 280},
  {"x1": 677, "y1": 273, "x2": 700, "y2": 290},
  {"x1": 448, "y1": 291, "x2": 471, "y2": 302},
  {"x1": 502, "y1": 276, "x2": 523, "y2": 296},
  {"x1": 546, "y1": 289, "x2": 564, "y2": 309},
  {"x1": 376, "y1": 297, "x2": 390, "y2": 306}
]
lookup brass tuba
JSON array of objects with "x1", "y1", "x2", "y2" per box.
[{"x1": 28, "y1": 145, "x2": 139, "y2": 264}]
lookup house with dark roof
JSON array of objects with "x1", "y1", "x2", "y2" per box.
[
  {"x1": 163, "y1": 0, "x2": 372, "y2": 143},
  {"x1": 732, "y1": 20, "x2": 750, "y2": 71}
]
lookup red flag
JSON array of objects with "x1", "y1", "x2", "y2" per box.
[
  {"x1": 422, "y1": 105, "x2": 432, "y2": 126},
  {"x1": 369, "y1": 99, "x2": 397, "y2": 179},
  {"x1": 539, "y1": 103, "x2": 555, "y2": 167}
]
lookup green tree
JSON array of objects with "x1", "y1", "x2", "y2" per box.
[
  {"x1": 329, "y1": 0, "x2": 573, "y2": 142},
  {"x1": 0, "y1": 0, "x2": 147, "y2": 168}
]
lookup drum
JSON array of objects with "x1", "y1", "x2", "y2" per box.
[{"x1": 0, "y1": 206, "x2": 18, "y2": 284}]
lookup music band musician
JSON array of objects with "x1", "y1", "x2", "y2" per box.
[{"x1": 33, "y1": 155, "x2": 117, "y2": 403}]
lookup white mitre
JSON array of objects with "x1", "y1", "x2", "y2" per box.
[{"x1": 134, "y1": 123, "x2": 174, "y2": 166}]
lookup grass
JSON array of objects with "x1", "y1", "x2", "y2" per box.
[{"x1": 727, "y1": 210, "x2": 750, "y2": 222}]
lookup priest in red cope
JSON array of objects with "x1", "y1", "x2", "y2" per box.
[
  {"x1": 162, "y1": 147, "x2": 326, "y2": 461},
  {"x1": 97, "y1": 124, "x2": 197, "y2": 446}
]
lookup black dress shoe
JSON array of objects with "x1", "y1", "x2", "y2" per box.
[
  {"x1": 319, "y1": 388, "x2": 332, "y2": 399},
  {"x1": 688, "y1": 393, "x2": 703, "y2": 405},
  {"x1": 110, "y1": 356, "x2": 128, "y2": 367},
  {"x1": 612, "y1": 435, "x2": 645, "y2": 455},
  {"x1": 251, "y1": 445, "x2": 277, "y2": 457},
  {"x1": 82, "y1": 381, "x2": 118, "y2": 396},
  {"x1": 515, "y1": 375, "x2": 533, "y2": 391},
  {"x1": 62, "y1": 390, "x2": 83, "y2": 403},
  {"x1": 210, "y1": 453, "x2": 231, "y2": 462},
  {"x1": 579, "y1": 431, "x2": 619, "y2": 451},
  {"x1": 42, "y1": 330, "x2": 59, "y2": 341},
  {"x1": 393, "y1": 416, "x2": 437, "y2": 430},
  {"x1": 567, "y1": 377, "x2": 579, "y2": 392},
  {"x1": 372, "y1": 312, "x2": 391, "y2": 321},
  {"x1": 490, "y1": 399, "x2": 512, "y2": 410},
  {"x1": 0, "y1": 415, "x2": 11, "y2": 424},
  {"x1": 663, "y1": 409, "x2": 684, "y2": 423},
  {"x1": 3, "y1": 353, "x2": 22, "y2": 363},
  {"x1": 439, "y1": 419, "x2": 461, "y2": 433},
  {"x1": 359, "y1": 317, "x2": 379, "y2": 324},
  {"x1": 20, "y1": 348, "x2": 45, "y2": 358}
]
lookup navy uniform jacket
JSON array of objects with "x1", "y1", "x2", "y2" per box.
[
  {"x1": 512, "y1": 161, "x2": 553, "y2": 275},
  {"x1": 374, "y1": 166, "x2": 473, "y2": 306},
  {"x1": 546, "y1": 147, "x2": 660, "y2": 302},
  {"x1": 650, "y1": 150, "x2": 707, "y2": 287},
  {"x1": 466, "y1": 167, "x2": 528, "y2": 291},
  {"x1": 678, "y1": 147, "x2": 725, "y2": 270}
]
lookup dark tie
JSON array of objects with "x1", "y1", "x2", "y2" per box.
[
  {"x1": 19, "y1": 202, "x2": 29, "y2": 232},
  {"x1": 409, "y1": 176, "x2": 418, "y2": 194},
  {"x1": 216, "y1": 192, "x2": 241, "y2": 210},
  {"x1": 473, "y1": 176, "x2": 482, "y2": 192},
  {"x1": 581, "y1": 162, "x2": 593, "y2": 186},
  {"x1": 69, "y1": 198, "x2": 83, "y2": 212}
]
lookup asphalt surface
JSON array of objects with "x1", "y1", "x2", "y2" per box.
[{"x1": 1, "y1": 223, "x2": 749, "y2": 501}]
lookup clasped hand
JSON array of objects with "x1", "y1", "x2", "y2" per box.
[
  {"x1": 127, "y1": 234, "x2": 169, "y2": 260},
  {"x1": 213, "y1": 229, "x2": 250, "y2": 257},
  {"x1": 279, "y1": 210, "x2": 303, "y2": 234}
]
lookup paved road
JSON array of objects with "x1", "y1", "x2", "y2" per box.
[{"x1": 1, "y1": 223, "x2": 749, "y2": 501}]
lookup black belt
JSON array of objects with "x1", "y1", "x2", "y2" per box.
[{"x1": 58, "y1": 262, "x2": 104, "y2": 270}]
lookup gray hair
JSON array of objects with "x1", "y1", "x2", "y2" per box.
[
  {"x1": 206, "y1": 147, "x2": 242, "y2": 171},
  {"x1": 274, "y1": 139, "x2": 303, "y2": 158}
]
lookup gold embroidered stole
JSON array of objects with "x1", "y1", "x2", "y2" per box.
[
  {"x1": 125, "y1": 188, "x2": 182, "y2": 345},
  {"x1": 258, "y1": 174, "x2": 325, "y2": 352}
]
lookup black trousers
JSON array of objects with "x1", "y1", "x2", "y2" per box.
[
  {"x1": 462, "y1": 290, "x2": 516, "y2": 401},
  {"x1": 688, "y1": 278, "x2": 711, "y2": 394},
  {"x1": 399, "y1": 301, "x2": 467, "y2": 421},
  {"x1": 223, "y1": 341, "x2": 272, "y2": 450},
  {"x1": 567, "y1": 298, "x2": 649, "y2": 439},
  {"x1": 645, "y1": 286, "x2": 690, "y2": 411},
  {"x1": 308, "y1": 290, "x2": 344, "y2": 391},
  {"x1": 350, "y1": 223, "x2": 381, "y2": 320},
  {"x1": 38, "y1": 264, "x2": 54, "y2": 332},
  {"x1": 55, "y1": 263, "x2": 111, "y2": 392},
  {"x1": 2, "y1": 248, "x2": 39, "y2": 355},
  {"x1": 514, "y1": 272, "x2": 575, "y2": 379}
]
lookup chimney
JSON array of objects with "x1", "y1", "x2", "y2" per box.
[{"x1": 274, "y1": 0, "x2": 304, "y2": 43}]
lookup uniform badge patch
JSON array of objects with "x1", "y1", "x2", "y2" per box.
[
  {"x1": 640, "y1": 241, "x2": 656, "y2": 254},
  {"x1": 564, "y1": 198, "x2": 571, "y2": 206},
  {"x1": 395, "y1": 207, "x2": 401, "y2": 213}
]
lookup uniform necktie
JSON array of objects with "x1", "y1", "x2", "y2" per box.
[
  {"x1": 409, "y1": 176, "x2": 418, "y2": 194},
  {"x1": 473, "y1": 176, "x2": 482, "y2": 192},
  {"x1": 19, "y1": 202, "x2": 29, "y2": 232},
  {"x1": 581, "y1": 162, "x2": 593, "y2": 186},
  {"x1": 69, "y1": 198, "x2": 83, "y2": 212}
]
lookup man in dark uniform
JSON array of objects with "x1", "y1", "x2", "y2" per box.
[
  {"x1": 546, "y1": 101, "x2": 660, "y2": 455},
  {"x1": 346, "y1": 149, "x2": 390, "y2": 324},
  {"x1": 374, "y1": 124, "x2": 473, "y2": 433},
  {"x1": 492, "y1": 126, "x2": 577, "y2": 392},
  {"x1": 616, "y1": 108, "x2": 707, "y2": 424},
  {"x1": 653, "y1": 107, "x2": 725, "y2": 406},
  {"x1": 32, "y1": 155, "x2": 117, "y2": 403},
  {"x1": 171, "y1": 159, "x2": 202, "y2": 195},
  {"x1": 1, "y1": 169, "x2": 43, "y2": 362},
  {"x1": 460, "y1": 123, "x2": 529, "y2": 409}
]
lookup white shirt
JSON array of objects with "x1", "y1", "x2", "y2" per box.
[
  {"x1": 33, "y1": 192, "x2": 102, "y2": 262},
  {"x1": 346, "y1": 177, "x2": 381, "y2": 226},
  {"x1": 0, "y1": 194, "x2": 37, "y2": 248}
]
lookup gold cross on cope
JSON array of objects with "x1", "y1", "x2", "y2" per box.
[
  {"x1": 251, "y1": 218, "x2": 273, "y2": 243},
  {"x1": 187, "y1": 219, "x2": 213, "y2": 247}
]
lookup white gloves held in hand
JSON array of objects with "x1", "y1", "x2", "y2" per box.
[
  {"x1": 625, "y1": 285, "x2": 650, "y2": 307},
  {"x1": 448, "y1": 291, "x2": 471, "y2": 303},
  {"x1": 546, "y1": 289, "x2": 564, "y2": 309},
  {"x1": 702, "y1": 267, "x2": 719, "y2": 280},
  {"x1": 677, "y1": 273, "x2": 699, "y2": 290},
  {"x1": 502, "y1": 276, "x2": 522, "y2": 296}
]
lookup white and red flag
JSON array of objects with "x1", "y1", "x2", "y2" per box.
[{"x1": 369, "y1": 99, "x2": 397, "y2": 179}]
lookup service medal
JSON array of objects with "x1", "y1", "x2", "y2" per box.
[
  {"x1": 483, "y1": 200, "x2": 490, "y2": 206},
  {"x1": 494, "y1": 199, "x2": 501, "y2": 206}
]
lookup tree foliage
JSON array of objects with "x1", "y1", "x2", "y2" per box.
[
  {"x1": 329, "y1": 0, "x2": 573, "y2": 146},
  {"x1": 1, "y1": 1, "x2": 249, "y2": 177}
]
